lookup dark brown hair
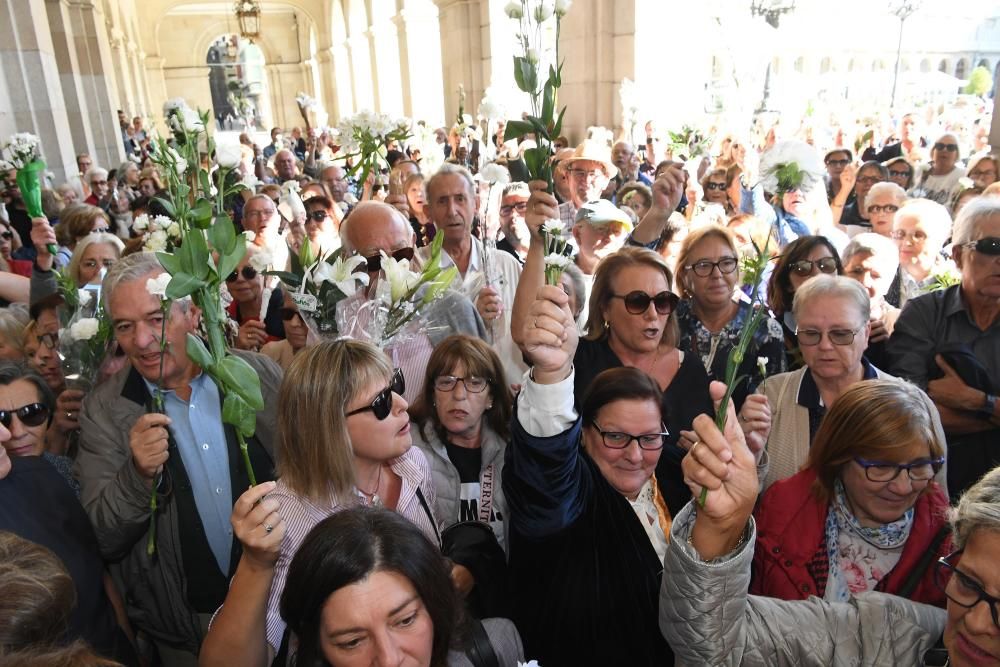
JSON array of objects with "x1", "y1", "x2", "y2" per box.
[{"x1": 766, "y1": 235, "x2": 843, "y2": 316}]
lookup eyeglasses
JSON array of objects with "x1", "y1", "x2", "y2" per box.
[
  {"x1": 795, "y1": 327, "x2": 861, "y2": 346},
  {"x1": 789, "y1": 257, "x2": 839, "y2": 276},
  {"x1": 589, "y1": 421, "x2": 669, "y2": 450},
  {"x1": 857, "y1": 175, "x2": 883, "y2": 185},
  {"x1": 969, "y1": 168, "x2": 997, "y2": 179},
  {"x1": 0, "y1": 231, "x2": 12, "y2": 240},
  {"x1": 825, "y1": 159, "x2": 850, "y2": 167},
  {"x1": 499, "y1": 202, "x2": 528, "y2": 216},
  {"x1": 307, "y1": 210, "x2": 330, "y2": 222},
  {"x1": 963, "y1": 237, "x2": 1000, "y2": 257},
  {"x1": 279, "y1": 307, "x2": 303, "y2": 323},
  {"x1": 868, "y1": 204, "x2": 899, "y2": 215},
  {"x1": 936, "y1": 550, "x2": 1000, "y2": 629},
  {"x1": 93, "y1": 227, "x2": 110, "y2": 234},
  {"x1": 569, "y1": 169, "x2": 603, "y2": 181},
  {"x1": 346, "y1": 368, "x2": 405, "y2": 420},
  {"x1": 611, "y1": 290, "x2": 679, "y2": 316},
  {"x1": 244, "y1": 208, "x2": 277, "y2": 219},
  {"x1": 853, "y1": 456, "x2": 944, "y2": 482},
  {"x1": 361, "y1": 247, "x2": 415, "y2": 273},
  {"x1": 0, "y1": 402, "x2": 51, "y2": 429},
  {"x1": 704, "y1": 182, "x2": 727, "y2": 191},
  {"x1": 933, "y1": 142, "x2": 959, "y2": 152},
  {"x1": 685, "y1": 257, "x2": 739, "y2": 277},
  {"x1": 226, "y1": 266, "x2": 258, "y2": 282},
  {"x1": 82, "y1": 258, "x2": 117, "y2": 270},
  {"x1": 888, "y1": 169, "x2": 912, "y2": 178},
  {"x1": 434, "y1": 375, "x2": 489, "y2": 393},
  {"x1": 37, "y1": 332, "x2": 58, "y2": 349},
  {"x1": 890, "y1": 229, "x2": 927, "y2": 242}
]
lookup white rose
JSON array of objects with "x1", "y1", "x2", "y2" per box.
[
  {"x1": 77, "y1": 289, "x2": 93, "y2": 307},
  {"x1": 504, "y1": 1, "x2": 523, "y2": 18},
  {"x1": 133, "y1": 214, "x2": 149, "y2": 232},
  {"x1": 180, "y1": 106, "x2": 204, "y2": 133},
  {"x1": 533, "y1": 0, "x2": 554, "y2": 22},
  {"x1": 243, "y1": 230, "x2": 257, "y2": 243},
  {"x1": 248, "y1": 249, "x2": 274, "y2": 273},
  {"x1": 68, "y1": 318, "x2": 100, "y2": 342},
  {"x1": 144, "y1": 229, "x2": 168, "y2": 252},
  {"x1": 145, "y1": 273, "x2": 171, "y2": 298},
  {"x1": 215, "y1": 141, "x2": 243, "y2": 168},
  {"x1": 554, "y1": 0, "x2": 571, "y2": 16},
  {"x1": 526, "y1": 47, "x2": 540, "y2": 65},
  {"x1": 480, "y1": 163, "x2": 511, "y2": 185},
  {"x1": 167, "y1": 222, "x2": 181, "y2": 238}
]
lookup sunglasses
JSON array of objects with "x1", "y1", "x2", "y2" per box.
[
  {"x1": 226, "y1": 266, "x2": 258, "y2": 282},
  {"x1": 361, "y1": 247, "x2": 415, "y2": 273},
  {"x1": 704, "y1": 182, "x2": 727, "y2": 191},
  {"x1": 868, "y1": 204, "x2": 899, "y2": 215},
  {"x1": 0, "y1": 231, "x2": 12, "y2": 240},
  {"x1": 934, "y1": 142, "x2": 958, "y2": 152},
  {"x1": 790, "y1": 257, "x2": 839, "y2": 276},
  {"x1": 307, "y1": 210, "x2": 330, "y2": 222},
  {"x1": 888, "y1": 169, "x2": 912, "y2": 178},
  {"x1": 825, "y1": 159, "x2": 850, "y2": 167},
  {"x1": 346, "y1": 368, "x2": 405, "y2": 420},
  {"x1": 611, "y1": 290, "x2": 679, "y2": 316},
  {"x1": 0, "y1": 402, "x2": 50, "y2": 428},
  {"x1": 963, "y1": 237, "x2": 1000, "y2": 256},
  {"x1": 279, "y1": 307, "x2": 303, "y2": 322}
]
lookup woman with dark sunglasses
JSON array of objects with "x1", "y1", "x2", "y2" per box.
[
  {"x1": 225, "y1": 245, "x2": 286, "y2": 351},
  {"x1": 201, "y1": 339, "x2": 440, "y2": 667},
  {"x1": 660, "y1": 387, "x2": 1000, "y2": 666},
  {"x1": 674, "y1": 224, "x2": 786, "y2": 413},
  {"x1": 572, "y1": 246, "x2": 714, "y2": 517},
  {"x1": 0, "y1": 360, "x2": 77, "y2": 495},
  {"x1": 508, "y1": 284, "x2": 679, "y2": 666},
  {"x1": 767, "y1": 235, "x2": 844, "y2": 366},
  {"x1": 260, "y1": 289, "x2": 313, "y2": 371}
]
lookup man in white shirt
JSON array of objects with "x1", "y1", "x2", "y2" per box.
[{"x1": 910, "y1": 133, "x2": 965, "y2": 206}]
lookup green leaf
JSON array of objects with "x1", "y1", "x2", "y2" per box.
[
  {"x1": 299, "y1": 236, "x2": 315, "y2": 269},
  {"x1": 552, "y1": 106, "x2": 567, "y2": 139},
  {"x1": 541, "y1": 81, "x2": 554, "y2": 126},
  {"x1": 520, "y1": 58, "x2": 538, "y2": 94},
  {"x1": 526, "y1": 115, "x2": 550, "y2": 141},
  {"x1": 217, "y1": 238, "x2": 245, "y2": 286},
  {"x1": 513, "y1": 56, "x2": 529, "y2": 93},
  {"x1": 523, "y1": 147, "x2": 549, "y2": 182},
  {"x1": 190, "y1": 199, "x2": 214, "y2": 229},
  {"x1": 209, "y1": 213, "x2": 237, "y2": 255},
  {"x1": 504, "y1": 120, "x2": 535, "y2": 142},
  {"x1": 185, "y1": 333, "x2": 215, "y2": 370},
  {"x1": 265, "y1": 270, "x2": 301, "y2": 287},
  {"x1": 199, "y1": 172, "x2": 212, "y2": 200},
  {"x1": 166, "y1": 272, "x2": 206, "y2": 299},
  {"x1": 155, "y1": 251, "x2": 182, "y2": 276},
  {"x1": 185, "y1": 229, "x2": 211, "y2": 280},
  {"x1": 222, "y1": 392, "x2": 257, "y2": 439},
  {"x1": 215, "y1": 355, "x2": 265, "y2": 410},
  {"x1": 153, "y1": 196, "x2": 176, "y2": 219}
]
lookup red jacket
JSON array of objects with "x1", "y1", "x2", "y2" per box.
[{"x1": 751, "y1": 468, "x2": 950, "y2": 607}]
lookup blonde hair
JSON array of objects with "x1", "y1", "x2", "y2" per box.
[
  {"x1": 277, "y1": 339, "x2": 393, "y2": 503},
  {"x1": 673, "y1": 223, "x2": 738, "y2": 296},
  {"x1": 583, "y1": 246, "x2": 678, "y2": 346},
  {"x1": 806, "y1": 379, "x2": 946, "y2": 504},
  {"x1": 66, "y1": 233, "x2": 124, "y2": 287}
]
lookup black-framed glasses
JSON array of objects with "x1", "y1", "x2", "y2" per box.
[
  {"x1": 361, "y1": 247, "x2": 416, "y2": 273},
  {"x1": 685, "y1": 257, "x2": 739, "y2": 277},
  {"x1": 346, "y1": 368, "x2": 405, "y2": 420},
  {"x1": 499, "y1": 202, "x2": 528, "y2": 216},
  {"x1": 0, "y1": 402, "x2": 50, "y2": 428},
  {"x1": 0, "y1": 231, "x2": 12, "y2": 240},
  {"x1": 888, "y1": 169, "x2": 912, "y2": 178},
  {"x1": 434, "y1": 375, "x2": 489, "y2": 393},
  {"x1": 853, "y1": 456, "x2": 944, "y2": 482},
  {"x1": 611, "y1": 290, "x2": 679, "y2": 316},
  {"x1": 934, "y1": 142, "x2": 959, "y2": 152},
  {"x1": 789, "y1": 257, "x2": 839, "y2": 276},
  {"x1": 37, "y1": 332, "x2": 58, "y2": 350},
  {"x1": 935, "y1": 550, "x2": 1000, "y2": 629},
  {"x1": 963, "y1": 237, "x2": 1000, "y2": 257},
  {"x1": 704, "y1": 182, "x2": 727, "y2": 191},
  {"x1": 825, "y1": 158, "x2": 850, "y2": 167},
  {"x1": 857, "y1": 175, "x2": 883, "y2": 185},
  {"x1": 795, "y1": 328, "x2": 861, "y2": 346},
  {"x1": 590, "y1": 421, "x2": 669, "y2": 450},
  {"x1": 868, "y1": 204, "x2": 899, "y2": 215},
  {"x1": 279, "y1": 307, "x2": 303, "y2": 323},
  {"x1": 307, "y1": 210, "x2": 330, "y2": 222},
  {"x1": 226, "y1": 266, "x2": 258, "y2": 282}
]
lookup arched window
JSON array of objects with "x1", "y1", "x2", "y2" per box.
[
  {"x1": 939, "y1": 59, "x2": 950, "y2": 73},
  {"x1": 920, "y1": 58, "x2": 931, "y2": 73},
  {"x1": 820, "y1": 57, "x2": 832, "y2": 74},
  {"x1": 955, "y1": 59, "x2": 968, "y2": 80}
]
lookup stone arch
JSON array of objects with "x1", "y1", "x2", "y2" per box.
[
  {"x1": 979, "y1": 58, "x2": 991, "y2": 69},
  {"x1": 939, "y1": 58, "x2": 950, "y2": 73},
  {"x1": 955, "y1": 58, "x2": 968, "y2": 80}
]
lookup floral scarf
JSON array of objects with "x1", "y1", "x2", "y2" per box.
[{"x1": 822, "y1": 478, "x2": 913, "y2": 602}]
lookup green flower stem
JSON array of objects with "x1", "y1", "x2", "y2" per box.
[
  {"x1": 237, "y1": 431, "x2": 257, "y2": 487},
  {"x1": 147, "y1": 299, "x2": 170, "y2": 556}
]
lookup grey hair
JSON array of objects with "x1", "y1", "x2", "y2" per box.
[
  {"x1": 426, "y1": 163, "x2": 476, "y2": 201},
  {"x1": 0, "y1": 360, "x2": 55, "y2": 413},
  {"x1": 893, "y1": 198, "x2": 952, "y2": 243},
  {"x1": 952, "y1": 196, "x2": 1000, "y2": 246},
  {"x1": 84, "y1": 167, "x2": 108, "y2": 184},
  {"x1": 0, "y1": 305, "x2": 30, "y2": 355},
  {"x1": 101, "y1": 251, "x2": 164, "y2": 316},
  {"x1": 842, "y1": 232, "x2": 900, "y2": 271},
  {"x1": 244, "y1": 193, "x2": 276, "y2": 211},
  {"x1": 67, "y1": 233, "x2": 125, "y2": 286},
  {"x1": 864, "y1": 182, "x2": 907, "y2": 210},
  {"x1": 950, "y1": 466, "x2": 1000, "y2": 550},
  {"x1": 791, "y1": 274, "x2": 870, "y2": 326}
]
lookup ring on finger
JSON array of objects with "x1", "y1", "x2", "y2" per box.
[
  {"x1": 689, "y1": 441, "x2": 702, "y2": 457},
  {"x1": 264, "y1": 522, "x2": 273, "y2": 534}
]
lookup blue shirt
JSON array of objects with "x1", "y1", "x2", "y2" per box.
[{"x1": 144, "y1": 373, "x2": 233, "y2": 573}]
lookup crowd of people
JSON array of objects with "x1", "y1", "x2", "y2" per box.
[{"x1": 0, "y1": 95, "x2": 999, "y2": 667}]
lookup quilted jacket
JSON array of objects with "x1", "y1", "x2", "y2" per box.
[{"x1": 659, "y1": 503, "x2": 947, "y2": 666}]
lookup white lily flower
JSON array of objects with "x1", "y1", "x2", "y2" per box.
[
  {"x1": 543, "y1": 253, "x2": 571, "y2": 269},
  {"x1": 380, "y1": 252, "x2": 419, "y2": 303},
  {"x1": 145, "y1": 273, "x2": 172, "y2": 299},
  {"x1": 68, "y1": 317, "x2": 100, "y2": 341},
  {"x1": 312, "y1": 255, "x2": 369, "y2": 295}
]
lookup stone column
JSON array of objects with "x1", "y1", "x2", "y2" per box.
[
  {"x1": 109, "y1": 28, "x2": 135, "y2": 116},
  {"x1": 143, "y1": 54, "x2": 168, "y2": 133},
  {"x1": 315, "y1": 47, "x2": 347, "y2": 124},
  {"x1": 400, "y1": 2, "x2": 445, "y2": 126},
  {"x1": 433, "y1": 0, "x2": 486, "y2": 126},
  {"x1": 347, "y1": 34, "x2": 375, "y2": 110},
  {"x1": 0, "y1": 0, "x2": 78, "y2": 184},
  {"x1": 370, "y1": 19, "x2": 403, "y2": 115}
]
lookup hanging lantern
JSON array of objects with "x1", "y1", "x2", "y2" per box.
[{"x1": 235, "y1": 0, "x2": 262, "y2": 43}]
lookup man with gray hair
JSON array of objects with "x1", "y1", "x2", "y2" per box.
[
  {"x1": 74, "y1": 252, "x2": 282, "y2": 664},
  {"x1": 496, "y1": 181, "x2": 530, "y2": 261},
  {"x1": 83, "y1": 167, "x2": 110, "y2": 207}
]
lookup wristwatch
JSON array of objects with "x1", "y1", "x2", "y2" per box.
[{"x1": 979, "y1": 393, "x2": 997, "y2": 419}]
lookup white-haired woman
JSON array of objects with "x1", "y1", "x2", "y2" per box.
[
  {"x1": 863, "y1": 181, "x2": 907, "y2": 238},
  {"x1": 891, "y1": 198, "x2": 953, "y2": 287}
]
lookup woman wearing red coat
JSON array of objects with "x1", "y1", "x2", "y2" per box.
[{"x1": 752, "y1": 379, "x2": 951, "y2": 607}]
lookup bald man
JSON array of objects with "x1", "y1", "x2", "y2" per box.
[{"x1": 339, "y1": 202, "x2": 486, "y2": 402}]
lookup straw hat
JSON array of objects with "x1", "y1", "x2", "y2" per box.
[{"x1": 560, "y1": 140, "x2": 618, "y2": 179}]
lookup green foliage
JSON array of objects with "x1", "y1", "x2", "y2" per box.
[{"x1": 964, "y1": 66, "x2": 994, "y2": 96}]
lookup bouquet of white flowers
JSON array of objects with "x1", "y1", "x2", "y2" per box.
[
  {"x1": 335, "y1": 110, "x2": 412, "y2": 191},
  {"x1": 134, "y1": 214, "x2": 183, "y2": 253},
  {"x1": 58, "y1": 291, "x2": 111, "y2": 393},
  {"x1": 1, "y1": 132, "x2": 49, "y2": 244}
]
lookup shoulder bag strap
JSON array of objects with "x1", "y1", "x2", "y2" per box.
[
  {"x1": 415, "y1": 487, "x2": 442, "y2": 548},
  {"x1": 464, "y1": 619, "x2": 501, "y2": 667},
  {"x1": 897, "y1": 524, "x2": 951, "y2": 599}
]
